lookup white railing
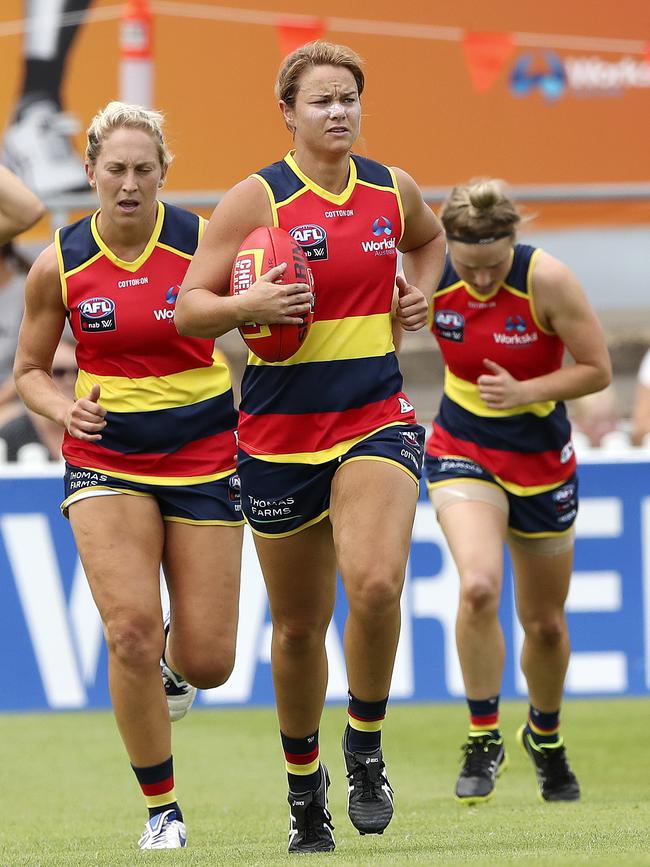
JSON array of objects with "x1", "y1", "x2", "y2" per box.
[{"x1": 42, "y1": 184, "x2": 650, "y2": 231}]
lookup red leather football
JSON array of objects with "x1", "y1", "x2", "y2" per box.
[{"x1": 230, "y1": 226, "x2": 314, "y2": 362}]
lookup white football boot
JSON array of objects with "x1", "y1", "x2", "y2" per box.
[
  {"x1": 138, "y1": 809, "x2": 187, "y2": 849},
  {"x1": 161, "y1": 618, "x2": 196, "y2": 722}
]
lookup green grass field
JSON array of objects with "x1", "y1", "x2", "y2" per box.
[{"x1": 1, "y1": 698, "x2": 649, "y2": 866}]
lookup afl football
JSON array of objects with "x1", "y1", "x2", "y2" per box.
[{"x1": 230, "y1": 226, "x2": 314, "y2": 362}]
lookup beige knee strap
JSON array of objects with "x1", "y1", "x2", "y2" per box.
[{"x1": 428, "y1": 480, "x2": 509, "y2": 517}]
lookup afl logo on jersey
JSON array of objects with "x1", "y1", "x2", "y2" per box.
[
  {"x1": 435, "y1": 309, "x2": 464, "y2": 342},
  {"x1": 290, "y1": 224, "x2": 328, "y2": 261},
  {"x1": 79, "y1": 297, "x2": 117, "y2": 332}
]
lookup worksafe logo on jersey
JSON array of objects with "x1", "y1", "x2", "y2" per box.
[
  {"x1": 153, "y1": 285, "x2": 181, "y2": 322},
  {"x1": 372, "y1": 216, "x2": 393, "y2": 236},
  {"x1": 494, "y1": 315, "x2": 538, "y2": 346},
  {"x1": 434, "y1": 309, "x2": 464, "y2": 342},
  {"x1": 362, "y1": 217, "x2": 396, "y2": 256},
  {"x1": 290, "y1": 224, "x2": 328, "y2": 261},
  {"x1": 165, "y1": 285, "x2": 180, "y2": 304},
  {"x1": 79, "y1": 297, "x2": 116, "y2": 332},
  {"x1": 505, "y1": 314, "x2": 527, "y2": 333}
]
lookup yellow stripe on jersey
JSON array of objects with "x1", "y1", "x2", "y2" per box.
[
  {"x1": 251, "y1": 172, "x2": 280, "y2": 225},
  {"x1": 285, "y1": 151, "x2": 358, "y2": 205},
  {"x1": 90, "y1": 202, "x2": 165, "y2": 273},
  {"x1": 444, "y1": 368, "x2": 556, "y2": 419},
  {"x1": 246, "y1": 422, "x2": 405, "y2": 465},
  {"x1": 435, "y1": 280, "x2": 465, "y2": 299},
  {"x1": 526, "y1": 248, "x2": 555, "y2": 336},
  {"x1": 55, "y1": 227, "x2": 68, "y2": 307},
  {"x1": 58, "y1": 240, "x2": 104, "y2": 308},
  {"x1": 75, "y1": 355, "x2": 232, "y2": 412},
  {"x1": 245, "y1": 314, "x2": 394, "y2": 367},
  {"x1": 157, "y1": 242, "x2": 192, "y2": 260},
  {"x1": 387, "y1": 166, "x2": 405, "y2": 244},
  {"x1": 500, "y1": 283, "x2": 528, "y2": 300}
]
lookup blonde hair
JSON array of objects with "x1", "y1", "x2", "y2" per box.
[
  {"x1": 276, "y1": 41, "x2": 365, "y2": 107},
  {"x1": 85, "y1": 101, "x2": 173, "y2": 171},
  {"x1": 441, "y1": 178, "x2": 521, "y2": 244}
]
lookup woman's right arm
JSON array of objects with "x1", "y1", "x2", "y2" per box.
[
  {"x1": 175, "y1": 178, "x2": 313, "y2": 339},
  {"x1": 13, "y1": 246, "x2": 106, "y2": 442}
]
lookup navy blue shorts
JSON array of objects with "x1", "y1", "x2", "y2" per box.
[
  {"x1": 239, "y1": 424, "x2": 425, "y2": 537},
  {"x1": 423, "y1": 453, "x2": 578, "y2": 536},
  {"x1": 62, "y1": 463, "x2": 244, "y2": 525}
]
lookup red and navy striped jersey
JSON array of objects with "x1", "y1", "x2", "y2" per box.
[
  {"x1": 427, "y1": 244, "x2": 576, "y2": 494},
  {"x1": 57, "y1": 201, "x2": 237, "y2": 484},
  {"x1": 238, "y1": 151, "x2": 416, "y2": 463}
]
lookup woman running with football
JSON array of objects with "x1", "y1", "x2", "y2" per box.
[
  {"x1": 424, "y1": 179, "x2": 611, "y2": 806},
  {"x1": 13, "y1": 102, "x2": 244, "y2": 849},
  {"x1": 175, "y1": 41, "x2": 445, "y2": 853}
]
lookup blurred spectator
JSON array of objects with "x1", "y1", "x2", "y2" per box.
[
  {"x1": 631, "y1": 348, "x2": 650, "y2": 447},
  {"x1": 0, "y1": 241, "x2": 34, "y2": 421},
  {"x1": 0, "y1": 338, "x2": 76, "y2": 461},
  {"x1": 2, "y1": 1, "x2": 93, "y2": 197},
  {"x1": 570, "y1": 384, "x2": 622, "y2": 448}
]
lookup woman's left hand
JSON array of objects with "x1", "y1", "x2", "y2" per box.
[
  {"x1": 395, "y1": 275, "x2": 428, "y2": 331},
  {"x1": 477, "y1": 358, "x2": 528, "y2": 409}
]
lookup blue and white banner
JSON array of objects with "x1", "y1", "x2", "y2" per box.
[{"x1": 1, "y1": 454, "x2": 649, "y2": 712}]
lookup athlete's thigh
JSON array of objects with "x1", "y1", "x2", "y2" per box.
[
  {"x1": 162, "y1": 522, "x2": 243, "y2": 645},
  {"x1": 438, "y1": 498, "x2": 508, "y2": 583},
  {"x1": 510, "y1": 543, "x2": 574, "y2": 622},
  {"x1": 330, "y1": 459, "x2": 418, "y2": 579},
  {"x1": 68, "y1": 493, "x2": 165, "y2": 620},
  {"x1": 253, "y1": 518, "x2": 337, "y2": 628}
]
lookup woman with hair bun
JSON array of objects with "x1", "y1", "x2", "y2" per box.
[{"x1": 425, "y1": 179, "x2": 611, "y2": 806}]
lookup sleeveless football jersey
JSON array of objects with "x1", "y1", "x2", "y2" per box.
[
  {"x1": 426, "y1": 244, "x2": 576, "y2": 493},
  {"x1": 239, "y1": 151, "x2": 416, "y2": 463},
  {"x1": 58, "y1": 201, "x2": 237, "y2": 484}
]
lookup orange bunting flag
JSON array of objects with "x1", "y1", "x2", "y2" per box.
[
  {"x1": 462, "y1": 31, "x2": 515, "y2": 93},
  {"x1": 277, "y1": 17, "x2": 325, "y2": 57}
]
